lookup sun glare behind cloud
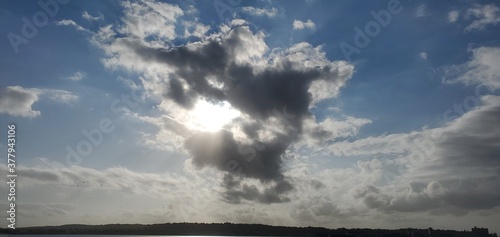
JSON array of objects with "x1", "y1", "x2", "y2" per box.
[{"x1": 187, "y1": 99, "x2": 241, "y2": 132}]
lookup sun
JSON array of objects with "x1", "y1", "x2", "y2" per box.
[{"x1": 187, "y1": 99, "x2": 240, "y2": 132}]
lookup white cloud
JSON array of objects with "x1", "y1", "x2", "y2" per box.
[
  {"x1": 119, "y1": 0, "x2": 183, "y2": 41},
  {"x1": 0, "y1": 86, "x2": 78, "y2": 118},
  {"x1": 419, "y1": 52, "x2": 427, "y2": 60},
  {"x1": 241, "y1": 6, "x2": 278, "y2": 17},
  {"x1": 182, "y1": 21, "x2": 210, "y2": 38},
  {"x1": 443, "y1": 46, "x2": 500, "y2": 89},
  {"x1": 464, "y1": 4, "x2": 500, "y2": 31},
  {"x1": 55, "y1": 19, "x2": 91, "y2": 33},
  {"x1": 448, "y1": 10, "x2": 459, "y2": 23},
  {"x1": 82, "y1": 11, "x2": 104, "y2": 21},
  {"x1": 0, "y1": 86, "x2": 41, "y2": 118},
  {"x1": 117, "y1": 76, "x2": 141, "y2": 91},
  {"x1": 297, "y1": 115, "x2": 372, "y2": 149},
  {"x1": 0, "y1": 162, "x2": 224, "y2": 226},
  {"x1": 64, "y1": 71, "x2": 86, "y2": 81},
  {"x1": 44, "y1": 89, "x2": 79, "y2": 104},
  {"x1": 293, "y1": 19, "x2": 316, "y2": 30}
]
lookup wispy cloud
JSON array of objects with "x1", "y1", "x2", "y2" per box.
[
  {"x1": 82, "y1": 11, "x2": 104, "y2": 21},
  {"x1": 416, "y1": 4, "x2": 426, "y2": 17},
  {"x1": 241, "y1": 6, "x2": 278, "y2": 18},
  {"x1": 465, "y1": 4, "x2": 500, "y2": 31},
  {"x1": 64, "y1": 71, "x2": 86, "y2": 81},
  {"x1": 55, "y1": 19, "x2": 91, "y2": 33}
]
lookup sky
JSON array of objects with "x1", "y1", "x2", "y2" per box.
[{"x1": 1, "y1": 0, "x2": 500, "y2": 233}]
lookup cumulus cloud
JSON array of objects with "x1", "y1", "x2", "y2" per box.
[
  {"x1": 0, "y1": 86, "x2": 41, "y2": 118},
  {"x1": 182, "y1": 21, "x2": 210, "y2": 38},
  {"x1": 119, "y1": 0, "x2": 183, "y2": 41},
  {"x1": 293, "y1": 19, "x2": 316, "y2": 30},
  {"x1": 0, "y1": 86, "x2": 78, "y2": 118},
  {"x1": 91, "y1": 2, "x2": 354, "y2": 203},
  {"x1": 312, "y1": 44, "x2": 500, "y2": 214},
  {"x1": 241, "y1": 6, "x2": 278, "y2": 18}
]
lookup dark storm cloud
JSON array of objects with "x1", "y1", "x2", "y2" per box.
[
  {"x1": 117, "y1": 25, "x2": 351, "y2": 203},
  {"x1": 165, "y1": 76, "x2": 196, "y2": 108},
  {"x1": 124, "y1": 26, "x2": 334, "y2": 122},
  {"x1": 221, "y1": 174, "x2": 293, "y2": 204},
  {"x1": 184, "y1": 130, "x2": 292, "y2": 181}
]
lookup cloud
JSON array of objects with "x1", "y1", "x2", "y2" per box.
[
  {"x1": 0, "y1": 86, "x2": 78, "y2": 118},
  {"x1": 55, "y1": 19, "x2": 91, "y2": 33},
  {"x1": 90, "y1": 2, "x2": 354, "y2": 203},
  {"x1": 419, "y1": 52, "x2": 427, "y2": 60},
  {"x1": 0, "y1": 164, "x2": 188, "y2": 196},
  {"x1": 416, "y1": 4, "x2": 426, "y2": 18},
  {"x1": 114, "y1": 26, "x2": 352, "y2": 201},
  {"x1": 44, "y1": 89, "x2": 79, "y2": 104},
  {"x1": 427, "y1": 95, "x2": 500, "y2": 174},
  {"x1": 117, "y1": 76, "x2": 141, "y2": 91},
  {"x1": 0, "y1": 86, "x2": 40, "y2": 118},
  {"x1": 119, "y1": 0, "x2": 183, "y2": 41},
  {"x1": 293, "y1": 19, "x2": 316, "y2": 30},
  {"x1": 464, "y1": 4, "x2": 500, "y2": 31},
  {"x1": 182, "y1": 21, "x2": 210, "y2": 38},
  {"x1": 311, "y1": 47, "x2": 500, "y2": 214},
  {"x1": 220, "y1": 174, "x2": 293, "y2": 204},
  {"x1": 82, "y1": 11, "x2": 104, "y2": 21},
  {"x1": 448, "y1": 10, "x2": 459, "y2": 23},
  {"x1": 241, "y1": 6, "x2": 278, "y2": 18},
  {"x1": 324, "y1": 94, "x2": 500, "y2": 215},
  {"x1": 443, "y1": 46, "x2": 500, "y2": 89},
  {"x1": 19, "y1": 203, "x2": 77, "y2": 218},
  {"x1": 64, "y1": 71, "x2": 86, "y2": 81},
  {"x1": 297, "y1": 115, "x2": 372, "y2": 149}
]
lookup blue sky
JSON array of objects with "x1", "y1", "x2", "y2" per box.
[{"x1": 1, "y1": 0, "x2": 500, "y2": 232}]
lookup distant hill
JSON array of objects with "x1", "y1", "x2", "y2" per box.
[{"x1": 0, "y1": 222, "x2": 497, "y2": 237}]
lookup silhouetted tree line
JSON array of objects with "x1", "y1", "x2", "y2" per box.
[{"x1": 0, "y1": 222, "x2": 497, "y2": 237}]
